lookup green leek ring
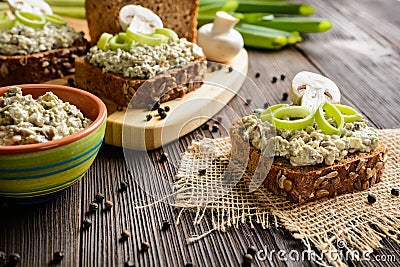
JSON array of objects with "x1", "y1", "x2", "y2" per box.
[
  {"x1": 97, "y1": 32, "x2": 114, "y2": 51},
  {"x1": 315, "y1": 102, "x2": 344, "y2": 135},
  {"x1": 44, "y1": 14, "x2": 67, "y2": 27},
  {"x1": 334, "y1": 104, "x2": 362, "y2": 122},
  {"x1": 109, "y1": 33, "x2": 135, "y2": 51},
  {"x1": 15, "y1": 11, "x2": 45, "y2": 28},
  {"x1": 126, "y1": 29, "x2": 168, "y2": 46},
  {"x1": 271, "y1": 106, "x2": 314, "y2": 131},
  {"x1": 0, "y1": 18, "x2": 15, "y2": 31},
  {"x1": 260, "y1": 104, "x2": 288, "y2": 122}
]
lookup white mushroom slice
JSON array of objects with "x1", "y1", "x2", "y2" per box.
[
  {"x1": 119, "y1": 4, "x2": 163, "y2": 33},
  {"x1": 8, "y1": 0, "x2": 53, "y2": 15},
  {"x1": 290, "y1": 71, "x2": 341, "y2": 111}
]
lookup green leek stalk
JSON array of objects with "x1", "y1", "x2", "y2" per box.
[
  {"x1": 197, "y1": 13, "x2": 215, "y2": 27},
  {"x1": 51, "y1": 6, "x2": 85, "y2": 19},
  {"x1": 234, "y1": 12, "x2": 274, "y2": 23},
  {"x1": 237, "y1": 23, "x2": 301, "y2": 45},
  {"x1": 198, "y1": 0, "x2": 238, "y2": 15},
  {"x1": 236, "y1": 1, "x2": 315, "y2": 16},
  {"x1": 45, "y1": 0, "x2": 85, "y2": 7},
  {"x1": 250, "y1": 17, "x2": 332, "y2": 33},
  {"x1": 199, "y1": 0, "x2": 226, "y2": 6},
  {"x1": 235, "y1": 23, "x2": 290, "y2": 50}
]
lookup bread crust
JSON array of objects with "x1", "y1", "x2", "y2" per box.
[
  {"x1": 74, "y1": 56, "x2": 206, "y2": 109},
  {"x1": 0, "y1": 41, "x2": 89, "y2": 87},
  {"x1": 230, "y1": 120, "x2": 388, "y2": 203},
  {"x1": 85, "y1": 0, "x2": 199, "y2": 45}
]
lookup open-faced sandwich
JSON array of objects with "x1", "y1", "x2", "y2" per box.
[
  {"x1": 230, "y1": 71, "x2": 388, "y2": 203},
  {"x1": 0, "y1": 0, "x2": 89, "y2": 86},
  {"x1": 75, "y1": 3, "x2": 206, "y2": 110}
]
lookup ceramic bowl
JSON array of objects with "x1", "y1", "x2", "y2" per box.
[{"x1": 0, "y1": 84, "x2": 107, "y2": 201}]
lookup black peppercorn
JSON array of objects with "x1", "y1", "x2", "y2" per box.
[
  {"x1": 158, "y1": 107, "x2": 164, "y2": 114},
  {"x1": 140, "y1": 242, "x2": 150, "y2": 252},
  {"x1": 82, "y1": 218, "x2": 92, "y2": 229},
  {"x1": 391, "y1": 188, "x2": 399, "y2": 196},
  {"x1": 198, "y1": 169, "x2": 207, "y2": 176},
  {"x1": 228, "y1": 66, "x2": 233, "y2": 73},
  {"x1": 282, "y1": 92, "x2": 289, "y2": 101},
  {"x1": 89, "y1": 202, "x2": 99, "y2": 212},
  {"x1": 271, "y1": 76, "x2": 278, "y2": 83},
  {"x1": 159, "y1": 111, "x2": 167, "y2": 119},
  {"x1": 8, "y1": 253, "x2": 21, "y2": 266},
  {"x1": 119, "y1": 181, "x2": 128, "y2": 192},
  {"x1": 121, "y1": 230, "x2": 131, "y2": 241},
  {"x1": 247, "y1": 246, "x2": 257, "y2": 256},
  {"x1": 255, "y1": 72, "x2": 260, "y2": 78},
  {"x1": 53, "y1": 251, "x2": 64, "y2": 263},
  {"x1": 367, "y1": 194, "x2": 376, "y2": 204},
  {"x1": 211, "y1": 124, "x2": 219, "y2": 132},
  {"x1": 149, "y1": 102, "x2": 160, "y2": 111},
  {"x1": 245, "y1": 99, "x2": 252, "y2": 106},
  {"x1": 202, "y1": 123, "x2": 209, "y2": 131},
  {"x1": 94, "y1": 193, "x2": 104, "y2": 203},
  {"x1": 263, "y1": 103, "x2": 269, "y2": 109},
  {"x1": 146, "y1": 114, "x2": 152, "y2": 121},
  {"x1": 164, "y1": 106, "x2": 170, "y2": 112},
  {"x1": 105, "y1": 200, "x2": 113, "y2": 210},
  {"x1": 159, "y1": 153, "x2": 168, "y2": 163},
  {"x1": 280, "y1": 74, "x2": 286, "y2": 80},
  {"x1": 124, "y1": 260, "x2": 135, "y2": 267},
  {"x1": 216, "y1": 116, "x2": 223, "y2": 123},
  {"x1": 206, "y1": 61, "x2": 212, "y2": 68},
  {"x1": 67, "y1": 78, "x2": 75, "y2": 87},
  {"x1": 161, "y1": 220, "x2": 171, "y2": 231}
]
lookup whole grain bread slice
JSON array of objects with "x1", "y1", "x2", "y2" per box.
[
  {"x1": 230, "y1": 120, "x2": 388, "y2": 203},
  {"x1": 0, "y1": 41, "x2": 89, "y2": 87},
  {"x1": 74, "y1": 56, "x2": 206, "y2": 110},
  {"x1": 85, "y1": 0, "x2": 199, "y2": 45}
]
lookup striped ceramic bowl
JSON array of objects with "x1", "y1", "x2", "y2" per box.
[{"x1": 0, "y1": 84, "x2": 107, "y2": 201}]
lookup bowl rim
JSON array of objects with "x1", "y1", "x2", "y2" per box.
[{"x1": 0, "y1": 84, "x2": 107, "y2": 155}]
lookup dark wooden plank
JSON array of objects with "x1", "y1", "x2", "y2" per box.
[{"x1": 0, "y1": 185, "x2": 82, "y2": 267}]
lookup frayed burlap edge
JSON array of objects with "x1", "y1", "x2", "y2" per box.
[{"x1": 172, "y1": 129, "x2": 400, "y2": 267}]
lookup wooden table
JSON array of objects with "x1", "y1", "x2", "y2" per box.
[{"x1": 1, "y1": 0, "x2": 400, "y2": 266}]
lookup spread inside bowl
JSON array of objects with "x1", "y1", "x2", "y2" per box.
[{"x1": 0, "y1": 86, "x2": 92, "y2": 146}]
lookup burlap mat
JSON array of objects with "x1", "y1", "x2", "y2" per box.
[{"x1": 172, "y1": 129, "x2": 400, "y2": 267}]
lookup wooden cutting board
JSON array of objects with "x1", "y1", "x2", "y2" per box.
[{"x1": 48, "y1": 49, "x2": 248, "y2": 150}]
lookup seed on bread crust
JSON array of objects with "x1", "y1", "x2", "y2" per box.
[
  {"x1": 354, "y1": 180, "x2": 362, "y2": 190},
  {"x1": 316, "y1": 189, "x2": 330, "y2": 199},
  {"x1": 362, "y1": 181, "x2": 370, "y2": 190},
  {"x1": 370, "y1": 173, "x2": 377, "y2": 186},
  {"x1": 283, "y1": 179, "x2": 292, "y2": 192},
  {"x1": 326, "y1": 171, "x2": 339, "y2": 179},
  {"x1": 356, "y1": 159, "x2": 366, "y2": 172},
  {"x1": 314, "y1": 176, "x2": 326, "y2": 188},
  {"x1": 278, "y1": 175, "x2": 286, "y2": 189}
]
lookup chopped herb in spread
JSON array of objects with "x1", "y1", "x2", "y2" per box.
[
  {"x1": 88, "y1": 38, "x2": 204, "y2": 79},
  {"x1": 0, "y1": 23, "x2": 85, "y2": 56},
  {"x1": 0, "y1": 86, "x2": 92, "y2": 146},
  {"x1": 241, "y1": 113, "x2": 379, "y2": 166}
]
